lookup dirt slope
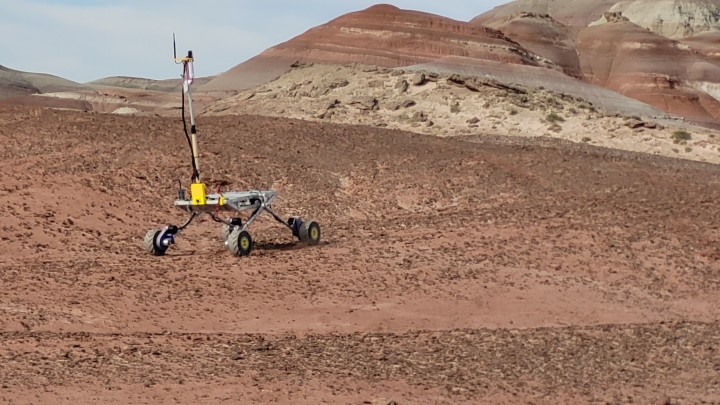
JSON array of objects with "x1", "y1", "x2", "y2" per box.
[{"x1": 0, "y1": 105, "x2": 719, "y2": 403}]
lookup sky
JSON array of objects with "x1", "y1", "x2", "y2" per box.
[{"x1": 0, "y1": 1, "x2": 508, "y2": 83}]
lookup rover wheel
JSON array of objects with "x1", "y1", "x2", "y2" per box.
[
  {"x1": 228, "y1": 229, "x2": 253, "y2": 256},
  {"x1": 221, "y1": 218, "x2": 243, "y2": 241},
  {"x1": 299, "y1": 220, "x2": 321, "y2": 245},
  {"x1": 143, "y1": 229, "x2": 167, "y2": 256}
]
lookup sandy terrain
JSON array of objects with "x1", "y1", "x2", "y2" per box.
[{"x1": 1, "y1": 104, "x2": 719, "y2": 403}]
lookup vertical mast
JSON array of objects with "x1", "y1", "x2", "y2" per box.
[{"x1": 183, "y1": 51, "x2": 200, "y2": 182}]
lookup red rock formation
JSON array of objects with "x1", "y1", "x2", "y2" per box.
[
  {"x1": 682, "y1": 31, "x2": 720, "y2": 65},
  {"x1": 202, "y1": 4, "x2": 546, "y2": 91},
  {"x1": 475, "y1": 12, "x2": 583, "y2": 78},
  {"x1": 576, "y1": 19, "x2": 720, "y2": 123}
]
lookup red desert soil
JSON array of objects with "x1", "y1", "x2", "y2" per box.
[{"x1": 1, "y1": 105, "x2": 720, "y2": 404}]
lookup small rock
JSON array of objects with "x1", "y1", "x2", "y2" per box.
[
  {"x1": 349, "y1": 96, "x2": 378, "y2": 111},
  {"x1": 411, "y1": 111, "x2": 428, "y2": 123},
  {"x1": 625, "y1": 118, "x2": 645, "y2": 129},
  {"x1": 411, "y1": 73, "x2": 426, "y2": 86},
  {"x1": 329, "y1": 79, "x2": 349, "y2": 89},
  {"x1": 395, "y1": 79, "x2": 409, "y2": 93},
  {"x1": 466, "y1": 117, "x2": 480, "y2": 124},
  {"x1": 447, "y1": 75, "x2": 466, "y2": 86},
  {"x1": 290, "y1": 61, "x2": 312, "y2": 68}
]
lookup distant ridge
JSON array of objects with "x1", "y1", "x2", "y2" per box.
[
  {"x1": 0, "y1": 65, "x2": 88, "y2": 100},
  {"x1": 89, "y1": 76, "x2": 214, "y2": 93}
]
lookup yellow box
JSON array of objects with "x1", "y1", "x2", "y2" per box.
[{"x1": 190, "y1": 182, "x2": 207, "y2": 205}]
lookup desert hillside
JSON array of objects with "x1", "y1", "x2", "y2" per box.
[
  {"x1": 202, "y1": 3, "x2": 720, "y2": 126},
  {"x1": 203, "y1": 63, "x2": 720, "y2": 164}
]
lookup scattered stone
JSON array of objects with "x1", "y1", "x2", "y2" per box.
[
  {"x1": 325, "y1": 99, "x2": 340, "y2": 110},
  {"x1": 395, "y1": 79, "x2": 409, "y2": 93},
  {"x1": 447, "y1": 75, "x2": 466, "y2": 86},
  {"x1": 390, "y1": 69, "x2": 404, "y2": 76},
  {"x1": 625, "y1": 118, "x2": 645, "y2": 129},
  {"x1": 290, "y1": 61, "x2": 313, "y2": 68},
  {"x1": 349, "y1": 96, "x2": 378, "y2": 111},
  {"x1": 411, "y1": 111, "x2": 428, "y2": 123},
  {"x1": 329, "y1": 79, "x2": 349, "y2": 89},
  {"x1": 388, "y1": 99, "x2": 416, "y2": 110},
  {"x1": 467, "y1": 117, "x2": 480, "y2": 124},
  {"x1": 604, "y1": 11, "x2": 630, "y2": 23},
  {"x1": 411, "y1": 73, "x2": 427, "y2": 86}
]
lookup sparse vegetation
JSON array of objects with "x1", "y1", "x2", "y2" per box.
[
  {"x1": 582, "y1": 136, "x2": 592, "y2": 143},
  {"x1": 685, "y1": 146, "x2": 692, "y2": 153},
  {"x1": 549, "y1": 123, "x2": 563, "y2": 133},
  {"x1": 546, "y1": 112, "x2": 565, "y2": 123},
  {"x1": 672, "y1": 130, "x2": 692, "y2": 144}
]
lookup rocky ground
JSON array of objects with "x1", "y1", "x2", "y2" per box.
[
  {"x1": 203, "y1": 63, "x2": 720, "y2": 165},
  {"x1": 1, "y1": 105, "x2": 719, "y2": 404}
]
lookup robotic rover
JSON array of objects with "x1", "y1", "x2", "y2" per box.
[{"x1": 144, "y1": 40, "x2": 321, "y2": 257}]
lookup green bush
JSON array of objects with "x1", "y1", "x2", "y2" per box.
[
  {"x1": 546, "y1": 112, "x2": 565, "y2": 123},
  {"x1": 672, "y1": 130, "x2": 691, "y2": 144}
]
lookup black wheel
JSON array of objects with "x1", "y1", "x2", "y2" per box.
[
  {"x1": 299, "y1": 220, "x2": 321, "y2": 245},
  {"x1": 228, "y1": 229, "x2": 253, "y2": 256},
  {"x1": 143, "y1": 229, "x2": 167, "y2": 256},
  {"x1": 221, "y1": 218, "x2": 243, "y2": 241}
]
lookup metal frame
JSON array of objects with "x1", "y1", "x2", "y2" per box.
[{"x1": 173, "y1": 190, "x2": 296, "y2": 234}]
